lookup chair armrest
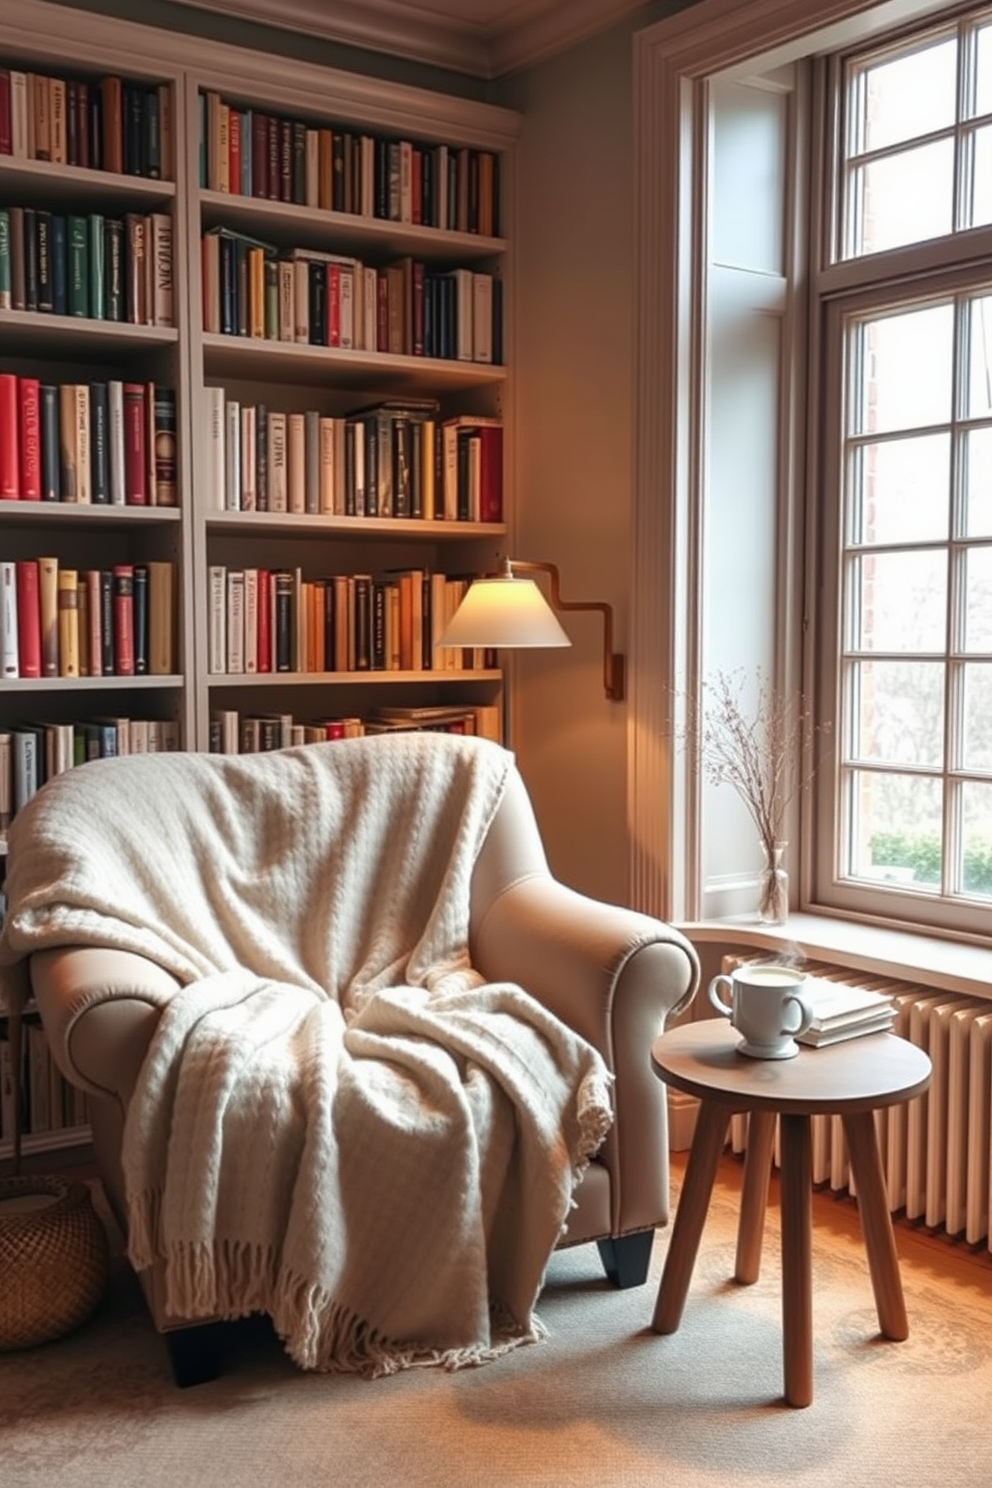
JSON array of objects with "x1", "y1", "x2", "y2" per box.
[
  {"x1": 471, "y1": 875, "x2": 700, "y2": 1234},
  {"x1": 30, "y1": 946, "x2": 180, "y2": 1102},
  {"x1": 471, "y1": 874, "x2": 700, "y2": 1054}
]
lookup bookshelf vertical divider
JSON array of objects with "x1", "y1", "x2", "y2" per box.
[{"x1": 0, "y1": 0, "x2": 521, "y2": 1163}]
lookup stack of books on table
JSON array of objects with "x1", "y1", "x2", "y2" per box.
[{"x1": 796, "y1": 978, "x2": 897, "y2": 1047}]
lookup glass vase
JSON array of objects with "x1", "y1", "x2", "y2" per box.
[{"x1": 757, "y1": 842, "x2": 789, "y2": 925}]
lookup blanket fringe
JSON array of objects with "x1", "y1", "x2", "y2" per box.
[{"x1": 272, "y1": 1274, "x2": 547, "y2": 1377}]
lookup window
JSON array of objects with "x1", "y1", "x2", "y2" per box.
[
  {"x1": 816, "y1": 7, "x2": 992, "y2": 933},
  {"x1": 632, "y1": 0, "x2": 992, "y2": 946}
]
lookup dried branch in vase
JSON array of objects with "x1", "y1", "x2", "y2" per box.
[{"x1": 682, "y1": 668, "x2": 831, "y2": 857}]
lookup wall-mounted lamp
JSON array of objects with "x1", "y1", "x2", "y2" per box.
[{"x1": 437, "y1": 557, "x2": 625, "y2": 702}]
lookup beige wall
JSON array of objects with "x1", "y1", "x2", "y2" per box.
[{"x1": 500, "y1": 27, "x2": 639, "y2": 905}]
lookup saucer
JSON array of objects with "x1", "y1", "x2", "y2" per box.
[{"x1": 737, "y1": 1036, "x2": 800, "y2": 1060}]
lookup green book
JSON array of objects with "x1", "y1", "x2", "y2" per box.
[
  {"x1": 0, "y1": 208, "x2": 10, "y2": 310},
  {"x1": 87, "y1": 213, "x2": 105, "y2": 321},
  {"x1": 67, "y1": 214, "x2": 89, "y2": 318}
]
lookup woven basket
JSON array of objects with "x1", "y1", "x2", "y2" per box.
[{"x1": 0, "y1": 1175, "x2": 110, "y2": 1351}]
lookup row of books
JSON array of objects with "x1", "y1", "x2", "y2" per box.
[
  {"x1": 205, "y1": 392, "x2": 503, "y2": 523},
  {"x1": 0, "y1": 1023, "x2": 89, "y2": 1145},
  {"x1": 202, "y1": 229, "x2": 500, "y2": 365},
  {"x1": 0, "y1": 205, "x2": 174, "y2": 325},
  {"x1": 0, "y1": 67, "x2": 174, "y2": 178},
  {"x1": 209, "y1": 702, "x2": 501, "y2": 756},
  {"x1": 208, "y1": 565, "x2": 489, "y2": 677},
  {"x1": 0, "y1": 714, "x2": 181, "y2": 830},
  {"x1": 0, "y1": 374, "x2": 176, "y2": 506},
  {"x1": 0, "y1": 559, "x2": 178, "y2": 680},
  {"x1": 200, "y1": 91, "x2": 499, "y2": 237}
]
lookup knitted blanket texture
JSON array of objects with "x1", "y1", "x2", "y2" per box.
[{"x1": 0, "y1": 734, "x2": 614, "y2": 1374}]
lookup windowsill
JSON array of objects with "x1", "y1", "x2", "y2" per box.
[{"x1": 675, "y1": 912, "x2": 992, "y2": 1001}]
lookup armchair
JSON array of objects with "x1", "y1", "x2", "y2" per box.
[{"x1": 0, "y1": 735, "x2": 699, "y2": 1384}]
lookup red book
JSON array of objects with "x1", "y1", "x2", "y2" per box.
[
  {"x1": 0, "y1": 69, "x2": 11, "y2": 156},
  {"x1": 100, "y1": 75, "x2": 124, "y2": 175},
  {"x1": 251, "y1": 110, "x2": 268, "y2": 198},
  {"x1": 15, "y1": 559, "x2": 41, "y2": 678},
  {"x1": 477, "y1": 424, "x2": 503, "y2": 523},
  {"x1": 256, "y1": 567, "x2": 272, "y2": 673},
  {"x1": 228, "y1": 107, "x2": 241, "y2": 196},
  {"x1": 0, "y1": 373, "x2": 19, "y2": 499},
  {"x1": 18, "y1": 377, "x2": 41, "y2": 501},
  {"x1": 111, "y1": 563, "x2": 134, "y2": 675},
  {"x1": 122, "y1": 382, "x2": 147, "y2": 504}
]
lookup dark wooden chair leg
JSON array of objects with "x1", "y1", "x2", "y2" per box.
[
  {"x1": 597, "y1": 1229, "x2": 655, "y2": 1288},
  {"x1": 164, "y1": 1321, "x2": 227, "y2": 1387}
]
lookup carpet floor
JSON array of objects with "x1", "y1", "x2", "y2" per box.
[{"x1": 2, "y1": 1156, "x2": 990, "y2": 1488}]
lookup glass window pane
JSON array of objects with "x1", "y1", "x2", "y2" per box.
[
  {"x1": 962, "y1": 663, "x2": 992, "y2": 769},
  {"x1": 965, "y1": 125, "x2": 992, "y2": 228},
  {"x1": 848, "y1": 140, "x2": 954, "y2": 256},
  {"x1": 963, "y1": 295, "x2": 992, "y2": 418},
  {"x1": 847, "y1": 659, "x2": 945, "y2": 766},
  {"x1": 854, "y1": 39, "x2": 957, "y2": 151},
  {"x1": 961, "y1": 780, "x2": 992, "y2": 899},
  {"x1": 962, "y1": 546, "x2": 992, "y2": 650},
  {"x1": 974, "y1": 22, "x2": 992, "y2": 117},
  {"x1": 849, "y1": 305, "x2": 953, "y2": 435},
  {"x1": 849, "y1": 435, "x2": 950, "y2": 544},
  {"x1": 961, "y1": 428, "x2": 992, "y2": 536},
  {"x1": 848, "y1": 549, "x2": 948, "y2": 650},
  {"x1": 845, "y1": 767, "x2": 943, "y2": 888}
]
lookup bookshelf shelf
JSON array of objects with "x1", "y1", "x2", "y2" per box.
[
  {"x1": 0, "y1": 153, "x2": 176, "y2": 206},
  {"x1": 199, "y1": 333, "x2": 506, "y2": 391},
  {"x1": 207, "y1": 668, "x2": 500, "y2": 688},
  {"x1": 198, "y1": 188, "x2": 505, "y2": 261},
  {"x1": 204, "y1": 510, "x2": 506, "y2": 539},
  {"x1": 0, "y1": 311, "x2": 179, "y2": 359},
  {"x1": 0, "y1": 502, "x2": 182, "y2": 527},
  {"x1": 0, "y1": 674, "x2": 182, "y2": 693}
]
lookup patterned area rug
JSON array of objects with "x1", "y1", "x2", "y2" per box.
[{"x1": 2, "y1": 1161, "x2": 990, "y2": 1488}]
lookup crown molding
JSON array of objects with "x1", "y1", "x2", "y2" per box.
[
  {"x1": 168, "y1": 0, "x2": 645, "y2": 78},
  {"x1": 488, "y1": 0, "x2": 649, "y2": 75}
]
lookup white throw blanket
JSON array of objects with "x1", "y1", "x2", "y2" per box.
[{"x1": 0, "y1": 734, "x2": 613, "y2": 1375}]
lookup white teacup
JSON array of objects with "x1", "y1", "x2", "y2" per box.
[{"x1": 708, "y1": 963, "x2": 813, "y2": 1059}]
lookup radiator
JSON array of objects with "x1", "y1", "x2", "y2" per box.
[{"x1": 721, "y1": 956, "x2": 992, "y2": 1250}]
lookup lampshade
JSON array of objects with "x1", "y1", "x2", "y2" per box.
[{"x1": 437, "y1": 574, "x2": 572, "y2": 650}]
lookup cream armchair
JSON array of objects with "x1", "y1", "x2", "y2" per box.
[{"x1": 4, "y1": 740, "x2": 699, "y2": 1385}]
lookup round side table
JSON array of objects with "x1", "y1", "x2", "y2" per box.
[{"x1": 650, "y1": 1020, "x2": 931, "y2": 1408}]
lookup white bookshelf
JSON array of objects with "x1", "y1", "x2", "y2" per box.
[{"x1": 0, "y1": 0, "x2": 521, "y2": 1160}]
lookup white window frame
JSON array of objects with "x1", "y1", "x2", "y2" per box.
[{"x1": 629, "y1": 0, "x2": 969, "y2": 928}]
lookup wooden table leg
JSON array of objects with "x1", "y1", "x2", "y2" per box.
[
  {"x1": 652, "y1": 1099, "x2": 730, "y2": 1334},
  {"x1": 842, "y1": 1110, "x2": 909, "y2": 1341},
  {"x1": 736, "y1": 1108, "x2": 776, "y2": 1284},
  {"x1": 779, "y1": 1112, "x2": 813, "y2": 1408}
]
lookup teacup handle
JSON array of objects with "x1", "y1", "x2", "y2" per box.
[
  {"x1": 783, "y1": 993, "x2": 814, "y2": 1039},
  {"x1": 708, "y1": 974, "x2": 734, "y2": 1018}
]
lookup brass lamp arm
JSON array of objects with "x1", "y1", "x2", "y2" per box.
[{"x1": 504, "y1": 559, "x2": 625, "y2": 702}]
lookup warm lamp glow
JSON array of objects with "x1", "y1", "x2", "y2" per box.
[
  {"x1": 437, "y1": 574, "x2": 571, "y2": 650},
  {"x1": 437, "y1": 557, "x2": 625, "y2": 702}
]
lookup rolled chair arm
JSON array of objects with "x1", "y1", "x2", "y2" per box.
[
  {"x1": 29, "y1": 946, "x2": 181, "y2": 1102},
  {"x1": 471, "y1": 875, "x2": 701, "y2": 1235}
]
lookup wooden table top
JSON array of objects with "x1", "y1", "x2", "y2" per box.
[{"x1": 651, "y1": 1019, "x2": 932, "y2": 1116}]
